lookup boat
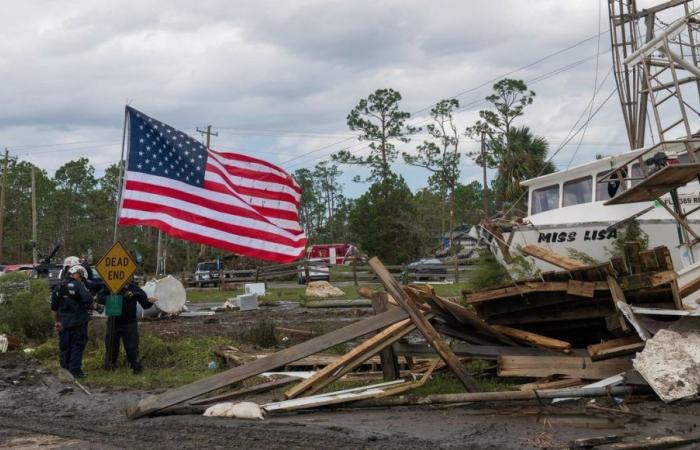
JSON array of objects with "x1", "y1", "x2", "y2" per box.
[{"x1": 478, "y1": 1, "x2": 700, "y2": 307}]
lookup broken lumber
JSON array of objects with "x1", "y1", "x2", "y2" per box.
[
  {"x1": 423, "y1": 292, "x2": 516, "y2": 346},
  {"x1": 189, "y1": 376, "x2": 301, "y2": 406},
  {"x1": 264, "y1": 380, "x2": 407, "y2": 413},
  {"x1": 343, "y1": 385, "x2": 648, "y2": 408},
  {"x1": 520, "y1": 244, "x2": 586, "y2": 270},
  {"x1": 126, "y1": 307, "x2": 409, "y2": 419},
  {"x1": 489, "y1": 325, "x2": 572, "y2": 351},
  {"x1": 371, "y1": 292, "x2": 401, "y2": 381},
  {"x1": 567, "y1": 280, "x2": 596, "y2": 298},
  {"x1": 587, "y1": 336, "x2": 644, "y2": 361},
  {"x1": 595, "y1": 434, "x2": 700, "y2": 449},
  {"x1": 519, "y1": 376, "x2": 583, "y2": 391},
  {"x1": 497, "y1": 355, "x2": 633, "y2": 380},
  {"x1": 284, "y1": 318, "x2": 416, "y2": 399},
  {"x1": 369, "y1": 257, "x2": 480, "y2": 392}
]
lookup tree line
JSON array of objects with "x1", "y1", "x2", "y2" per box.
[
  {"x1": 295, "y1": 79, "x2": 553, "y2": 263},
  {"x1": 0, "y1": 79, "x2": 553, "y2": 269}
]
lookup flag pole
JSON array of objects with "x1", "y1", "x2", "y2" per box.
[
  {"x1": 107, "y1": 106, "x2": 129, "y2": 370},
  {"x1": 113, "y1": 107, "x2": 129, "y2": 244}
]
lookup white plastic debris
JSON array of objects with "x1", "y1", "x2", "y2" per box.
[
  {"x1": 0, "y1": 334, "x2": 8, "y2": 353},
  {"x1": 142, "y1": 275, "x2": 187, "y2": 315},
  {"x1": 245, "y1": 283, "x2": 266, "y2": 297},
  {"x1": 203, "y1": 401, "x2": 264, "y2": 420},
  {"x1": 224, "y1": 294, "x2": 258, "y2": 311}
]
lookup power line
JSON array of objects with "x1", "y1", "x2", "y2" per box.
[{"x1": 283, "y1": 52, "x2": 613, "y2": 170}]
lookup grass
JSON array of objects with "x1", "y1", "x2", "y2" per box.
[
  {"x1": 33, "y1": 331, "x2": 236, "y2": 389},
  {"x1": 185, "y1": 285, "x2": 365, "y2": 304}
]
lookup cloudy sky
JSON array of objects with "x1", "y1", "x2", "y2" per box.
[{"x1": 0, "y1": 0, "x2": 672, "y2": 197}]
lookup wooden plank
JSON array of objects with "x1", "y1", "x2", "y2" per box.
[
  {"x1": 679, "y1": 272, "x2": 700, "y2": 298},
  {"x1": 426, "y1": 293, "x2": 517, "y2": 346},
  {"x1": 653, "y1": 246, "x2": 674, "y2": 271},
  {"x1": 369, "y1": 257, "x2": 480, "y2": 392},
  {"x1": 189, "y1": 376, "x2": 301, "y2": 406},
  {"x1": 607, "y1": 275, "x2": 630, "y2": 332},
  {"x1": 566, "y1": 280, "x2": 596, "y2": 297},
  {"x1": 497, "y1": 355, "x2": 633, "y2": 380},
  {"x1": 648, "y1": 270, "x2": 678, "y2": 288},
  {"x1": 638, "y1": 249, "x2": 659, "y2": 272},
  {"x1": 596, "y1": 434, "x2": 700, "y2": 449},
  {"x1": 625, "y1": 241, "x2": 642, "y2": 274},
  {"x1": 520, "y1": 244, "x2": 586, "y2": 270},
  {"x1": 519, "y1": 377, "x2": 583, "y2": 391},
  {"x1": 394, "y1": 342, "x2": 587, "y2": 359},
  {"x1": 125, "y1": 307, "x2": 409, "y2": 419},
  {"x1": 669, "y1": 278, "x2": 683, "y2": 310},
  {"x1": 610, "y1": 256, "x2": 629, "y2": 276},
  {"x1": 587, "y1": 336, "x2": 644, "y2": 361},
  {"x1": 489, "y1": 325, "x2": 571, "y2": 351},
  {"x1": 284, "y1": 318, "x2": 415, "y2": 399},
  {"x1": 372, "y1": 292, "x2": 401, "y2": 381}
]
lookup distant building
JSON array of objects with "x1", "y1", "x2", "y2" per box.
[{"x1": 434, "y1": 224, "x2": 482, "y2": 258}]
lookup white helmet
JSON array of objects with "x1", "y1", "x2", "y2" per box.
[
  {"x1": 63, "y1": 256, "x2": 81, "y2": 267},
  {"x1": 68, "y1": 265, "x2": 87, "y2": 278}
]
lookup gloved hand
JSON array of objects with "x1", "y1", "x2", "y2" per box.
[{"x1": 93, "y1": 303, "x2": 105, "y2": 314}]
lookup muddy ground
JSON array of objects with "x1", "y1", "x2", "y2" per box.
[{"x1": 2, "y1": 301, "x2": 700, "y2": 449}]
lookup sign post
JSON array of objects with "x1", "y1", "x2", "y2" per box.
[{"x1": 95, "y1": 241, "x2": 137, "y2": 369}]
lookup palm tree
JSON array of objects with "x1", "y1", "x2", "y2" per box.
[{"x1": 491, "y1": 126, "x2": 554, "y2": 214}]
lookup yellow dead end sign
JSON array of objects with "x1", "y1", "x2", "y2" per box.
[{"x1": 96, "y1": 241, "x2": 137, "y2": 294}]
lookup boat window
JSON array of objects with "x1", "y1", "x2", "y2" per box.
[
  {"x1": 531, "y1": 184, "x2": 560, "y2": 215},
  {"x1": 563, "y1": 176, "x2": 592, "y2": 207},
  {"x1": 596, "y1": 170, "x2": 627, "y2": 201}
]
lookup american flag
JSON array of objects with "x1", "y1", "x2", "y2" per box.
[{"x1": 118, "y1": 106, "x2": 306, "y2": 263}]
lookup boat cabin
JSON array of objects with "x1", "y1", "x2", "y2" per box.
[{"x1": 522, "y1": 141, "x2": 700, "y2": 218}]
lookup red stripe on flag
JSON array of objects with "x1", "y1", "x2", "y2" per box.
[
  {"x1": 118, "y1": 217, "x2": 304, "y2": 263},
  {"x1": 121, "y1": 198, "x2": 303, "y2": 247}
]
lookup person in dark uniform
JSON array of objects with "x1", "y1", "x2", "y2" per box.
[
  {"x1": 50, "y1": 265, "x2": 93, "y2": 378},
  {"x1": 98, "y1": 278, "x2": 157, "y2": 374}
]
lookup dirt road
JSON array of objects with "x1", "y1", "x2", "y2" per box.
[{"x1": 2, "y1": 352, "x2": 700, "y2": 450}]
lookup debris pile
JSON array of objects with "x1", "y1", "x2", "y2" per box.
[{"x1": 125, "y1": 244, "x2": 699, "y2": 424}]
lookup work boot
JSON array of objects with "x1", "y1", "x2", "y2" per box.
[
  {"x1": 70, "y1": 368, "x2": 85, "y2": 379},
  {"x1": 131, "y1": 362, "x2": 143, "y2": 375}
]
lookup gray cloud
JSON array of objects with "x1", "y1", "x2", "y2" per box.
[{"x1": 0, "y1": 0, "x2": 645, "y2": 197}]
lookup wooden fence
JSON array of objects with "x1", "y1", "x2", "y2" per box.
[{"x1": 184, "y1": 257, "x2": 475, "y2": 287}]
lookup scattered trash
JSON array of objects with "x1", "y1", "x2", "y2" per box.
[
  {"x1": 244, "y1": 283, "x2": 266, "y2": 297},
  {"x1": 207, "y1": 361, "x2": 218, "y2": 370},
  {"x1": 0, "y1": 335, "x2": 8, "y2": 353},
  {"x1": 224, "y1": 293, "x2": 259, "y2": 311},
  {"x1": 141, "y1": 275, "x2": 187, "y2": 317}
]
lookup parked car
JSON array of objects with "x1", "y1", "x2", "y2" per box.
[
  {"x1": 404, "y1": 258, "x2": 447, "y2": 282},
  {"x1": 192, "y1": 261, "x2": 223, "y2": 287},
  {"x1": 298, "y1": 260, "x2": 330, "y2": 284}
]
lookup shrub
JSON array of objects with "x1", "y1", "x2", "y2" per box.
[
  {"x1": 469, "y1": 250, "x2": 510, "y2": 290},
  {"x1": 0, "y1": 273, "x2": 53, "y2": 341}
]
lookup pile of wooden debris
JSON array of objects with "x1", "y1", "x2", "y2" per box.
[{"x1": 125, "y1": 244, "x2": 698, "y2": 424}]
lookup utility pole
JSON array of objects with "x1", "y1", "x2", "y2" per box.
[
  {"x1": 195, "y1": 125, "x2": 218, "y2": 260},
  {"x1": 0, "y1": 148, "x2": 9, "y2": 263},
  {"x1": 156, "y1": 230, "x2": 162, "y2": 276},
  {"x1": 480, "y1": 132, "x2": 489, "y2": 218},
  {"x1": 31, "y1": 166, "x2": 38, "y2": 265}
]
